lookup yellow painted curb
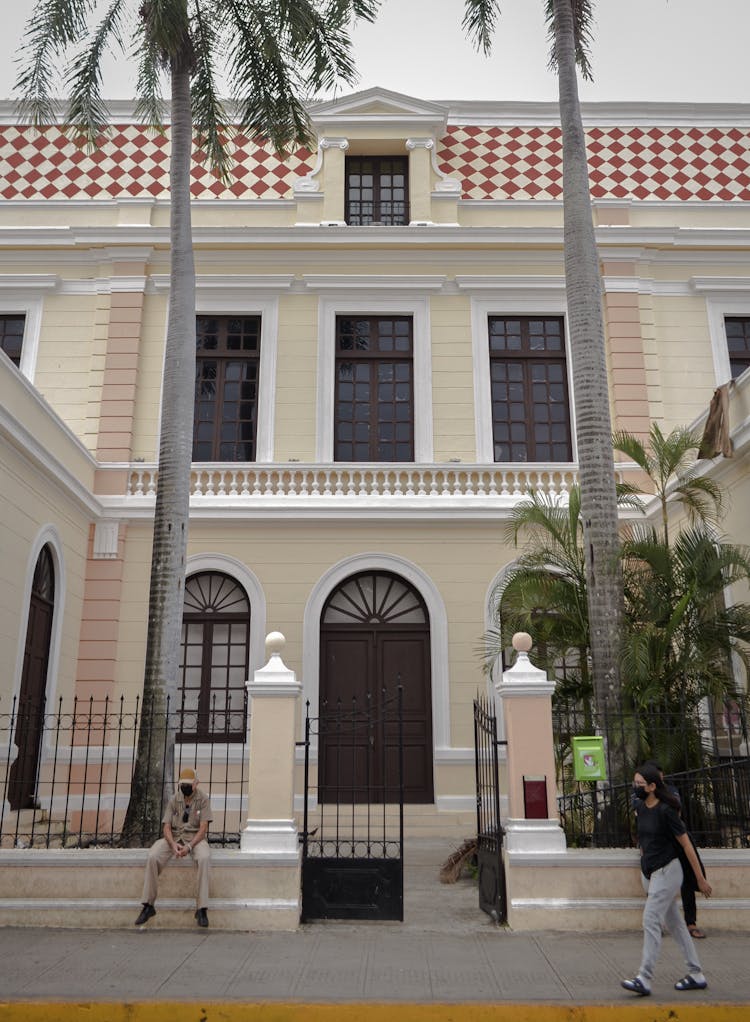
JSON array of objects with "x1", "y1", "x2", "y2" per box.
[{"x1": 0, "y1": 1004, "x2": 747, "y2": 1022}]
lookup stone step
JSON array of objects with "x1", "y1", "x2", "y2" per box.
[{"x1": 0, "y1": 810, "x2": 68, "y2": 849}]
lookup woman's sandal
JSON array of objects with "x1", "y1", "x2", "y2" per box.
[
  {"x1": 688, "y1": 925, "x2": 707, "y2": 939},
  {"x1": 675, "y1": 974, "x2": 708, "y2": 991}
]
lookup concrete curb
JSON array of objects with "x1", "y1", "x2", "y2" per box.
[{"x1": 0, "y1": 1004, "x2": 747, "y2": 1022}]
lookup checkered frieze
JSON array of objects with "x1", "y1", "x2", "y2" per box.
[
  {"x1": 1, "y1": 122, "x2": 749, "y2": 202},
  {"x1": 0, "y1": 124, "x2": 314, "y2": 200},
  {"x1": 437, "y1": 125, "x2": 750, "y2": 201}
]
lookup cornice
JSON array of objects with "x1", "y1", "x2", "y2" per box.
[
  {"x1": 301, "y1": 274, "x2": 447, "y2": 292},
  {"x1": 455, "y1": 275, "x2": 565, "y2": 293},
  {"x1": 3, "y1": 97, "x2": 750, "y2": 128},
  {"x1": 148, "y1": 274, "x2": 296, "y2": 295},
  {"x1": 691, "y1": 276, "x2": 750, "y2": 294},
  {"x1": 0, "y1": 273, "x2": 59, "y2": 292},
  {"x1": 0, "y1": 224, "x2": 749, "y2": 251},
  {"x1": 443, "y1": 100, "x2": 750, "y2": 128},
  {"x1": 0, "y1": 390, "x2": 101, "y2": 518}
]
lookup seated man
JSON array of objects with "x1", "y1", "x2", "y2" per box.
[{"x1": 135, "y1": 767, "x2": 212, "y2": 928}]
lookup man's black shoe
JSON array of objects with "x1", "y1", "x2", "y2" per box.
[
  {"x1": 135, "y1": 903, "x2": 156, "y2": 926},
  {"x1": 195, "y1": 907, "x2": 209, "y2": 928}
]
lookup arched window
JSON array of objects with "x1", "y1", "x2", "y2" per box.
[{"x1": 178, "y1": 572, "x2": 250, "y2": 743}]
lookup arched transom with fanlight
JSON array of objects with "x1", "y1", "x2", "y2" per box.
[
  {"x1": 322, "y1": 572, "x2": 427, "y2": 627},
  {"x1": 179, "y1": 572, "x2": 250, "y2": 742}
]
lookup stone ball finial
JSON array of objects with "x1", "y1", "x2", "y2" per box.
[
  {"x1": 265, "y1": 631, "x2": 286, "y2": 656},
  {"x1": 512, "y1": 631, "x2": 533, "y2": 653}
]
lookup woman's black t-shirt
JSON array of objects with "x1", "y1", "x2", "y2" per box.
[{"x1": 636, "y1": 800, "x2": 686, "y2": 878}]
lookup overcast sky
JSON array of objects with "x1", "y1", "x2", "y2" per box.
[{"x1": 1, "y1": 0, "x2": 748, "y2": 105}]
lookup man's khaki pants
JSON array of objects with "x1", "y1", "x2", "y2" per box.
[{"x1": 141, "y1": 838, "x2": 211, "y2": 910}]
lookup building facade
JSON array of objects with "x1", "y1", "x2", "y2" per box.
[{"x1": 1, "y1": 87, "x2": 749, "y2": 829}]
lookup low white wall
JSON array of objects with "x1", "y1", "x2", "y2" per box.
[
  {"x1": 0, "y1": 848, "x2": 301, "y2": 931},
  {"x1": 505, "y1": 847, "x2": 750, "y2": 931}
]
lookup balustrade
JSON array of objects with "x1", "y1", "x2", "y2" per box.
[{"x1": 125, "y1": 463, "x2": 583, "y2": 503}]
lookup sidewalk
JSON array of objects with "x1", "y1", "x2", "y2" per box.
[
  {"x1": 1, "y1": 838, "x2": 749, "y2": 1020},
  {"x1": 1, "y1": 918, "x2": 749, "y2": 1020}
]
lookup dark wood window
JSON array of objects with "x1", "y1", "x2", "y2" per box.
[
  {"x1": 335, "y1": 316, "x2": 414, "y2": 462},
  {"x1": 178, "y1": 572, "x2": 250, "y2": 743},
  {"x1": 489, "y1": 316, "x2": 572, "y2": 462},
  {"x1": 725, "y1": 317, "x2": 750, "y2": 380},
  {"x1": 0, "y1": 314, "x2": 25, "y2": 367},
  {"x1": 193, "y1": 315, "x2": 261, "y2": 461},
  {"x1": 346, "y1": 156, "x2": 409, "y2": 225}
]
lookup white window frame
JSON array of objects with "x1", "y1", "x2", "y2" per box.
[
  {"x1": 706, "y1": 296, "x2": 750, "y2": 386},
  {"x1": 316, "y1": 295, "x2": 434, "y2": 462},
  {"x1": 0, "y1": 292, "x2": 47, "y2": 383},
  {"x1": 469, "y1": 291, "x2": 576, "y2": 463}
]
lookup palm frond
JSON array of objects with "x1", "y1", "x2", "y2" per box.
[
  {"x1": 190, "y1": 0, "x2": 232, "y2": 178},
  {"x1": 14, "y1": 0, "x2": 95, "y2": 125},
  {"x1": 462, "y1": 0, "x2": 501, "y2": 56},
  {"x1": 65, "y1": 0, "x2": 128, "y2": 147},
  {"x1": 545, "y1": 0, "x2": 596, "y2": 81}
]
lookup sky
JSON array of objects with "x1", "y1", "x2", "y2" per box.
[{"x1": 0, "y1": 0, "x2": 748, "y2": 106}]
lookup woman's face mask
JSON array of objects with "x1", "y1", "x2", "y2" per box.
[
  {"x1": 180, "y1": 783, "x2": 194, "y2": 797},
  {"x1": 633, "y1": 784, "x2": 649, "y2": 800}
]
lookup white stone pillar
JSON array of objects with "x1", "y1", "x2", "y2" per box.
[
  {"x1": 495, "y1": 632, "x2": 566, "y2": 853},
  {"x1": 240, "y1": 632, "x2": 301, "y2": 860}
]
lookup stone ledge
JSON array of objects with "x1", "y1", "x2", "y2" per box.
[{"x1": 0, "y1": 848, "x2": 301, "y2": 931}]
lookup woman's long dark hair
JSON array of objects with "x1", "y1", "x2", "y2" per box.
[{"x1": 637, "y1": 762, "x2": 681, "y2": 811}]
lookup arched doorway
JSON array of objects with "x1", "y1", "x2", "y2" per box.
[
  {"x1": 178, "y1": 571, "x2": 250, "y2": 742},
  {"x1": 9, "y1": 545, "x2": 55, "y2": 810},
  {"x1": 320, "y1": 570, "x2": 433, "y2": 803}
]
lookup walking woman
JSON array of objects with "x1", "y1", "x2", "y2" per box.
[{"x1": 622, "y1": 762, "x2": 712, "y2": 997}]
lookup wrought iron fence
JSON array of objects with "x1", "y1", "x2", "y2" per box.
[
  {"x1": 554, "y1": 698, "x2": 750, "y2": 848},
  {"x1": 473, "y1": 693, "x2": 507, "y2": 923},
  {"x1": 0, "y1": 694, "x2": 249, "y2": 849},
  {"x1": 301, "y1": 689, "x2": 404, "y2": 921}
]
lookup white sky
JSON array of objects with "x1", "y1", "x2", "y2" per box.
[{"x1": 0, "y1": 0, "x2": 748, "y2": 105}]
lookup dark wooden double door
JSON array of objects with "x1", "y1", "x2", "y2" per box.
[
  {"x1": 319, "y1": 628, "x2": 433, "y2": 804},
  {"x1": 9, "y1": 547, "x2": 55, "y2": 810}
]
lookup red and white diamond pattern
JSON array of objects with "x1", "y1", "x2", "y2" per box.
[
  {"x1": 438, "y1": 125, "x2": 750, "y2": 202},
  {"x1": 0, "y1": 125, "x2": 314, "y2": 200},
  {"x1": 1, "y1": 122, "x2": 749, "y2": 202}
]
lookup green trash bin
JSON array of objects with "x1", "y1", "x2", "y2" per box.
[{"x1": 571, "y1": 735, "x2": 607, "y2": 781}]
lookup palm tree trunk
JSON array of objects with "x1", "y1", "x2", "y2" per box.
[
  {"x1": 552, "y1": 0, "x2": 623, "y2": 723},
  {"x1": 121, "y1": 63, "x2": 196, "y2": 845}
]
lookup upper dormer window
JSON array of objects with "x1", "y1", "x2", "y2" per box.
[{"x1": 346, "y1": 156, "x2": 409, "y2": 225}]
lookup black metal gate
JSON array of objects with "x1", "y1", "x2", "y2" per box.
[
  {"x1": 473, "y1": 693, "x2": 507, "y2": 923},
  {"x1": 301, "y1": 688, "x2": 404, "y2": 921}
]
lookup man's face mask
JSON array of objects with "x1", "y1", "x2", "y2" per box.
[{"x1": 180, "y1": 783, "x2": 194, "y2": 797}]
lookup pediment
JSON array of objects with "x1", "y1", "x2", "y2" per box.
[{"x1": 310, "y1": 87, "x2": 449, "y2": 136}]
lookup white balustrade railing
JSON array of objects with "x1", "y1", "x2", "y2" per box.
[{"x1": 126, "y1": 463, "x2": 584, "y2": 502}]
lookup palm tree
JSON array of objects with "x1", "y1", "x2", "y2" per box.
[
  {"x1": 16, "y1": 0, "x2": 380, "y2": 843},
  {"x1": 485, "y1": 487, "x2": 592, "y2": 701},
  {"x1": 462, "y1": 0, "x2": 624, "y2": 719},
  {"x1": 614, "y1": 423, "x2": 723, "y2": 547}
]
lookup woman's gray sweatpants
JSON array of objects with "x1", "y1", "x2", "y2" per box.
[{"x1": 639, "y1": 857, "x2": 703, "y2": 984}]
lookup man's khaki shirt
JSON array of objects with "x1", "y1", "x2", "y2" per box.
[{"x1": 162, "y1": 788, "x2": 212, "y2": 842}]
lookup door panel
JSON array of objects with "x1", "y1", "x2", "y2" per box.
[
  {"x1": 8, "y1": 596, "x2": 53, "y2": 810},
  {"x1": 319, "y1": 628, "x2": 433, "y2": 804}
]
